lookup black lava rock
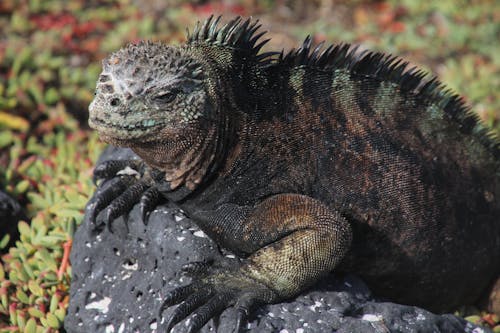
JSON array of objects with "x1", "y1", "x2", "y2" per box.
[
  {"x1": 65, "y1": 146, "x2": 488, "y2": 333},
  {"x1": 0, "y1": 189, "x2": 24, "y2": 253}
]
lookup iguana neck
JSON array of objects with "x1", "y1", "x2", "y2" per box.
[
  {"x1": 131, "y1": 80, "x2": 238, "y2": 192},
  {"x1": 130, "y1": 46, "x2": 264, "y2": 192}
]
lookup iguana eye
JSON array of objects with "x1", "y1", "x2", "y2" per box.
[{"x1": 154, "y1": 90, "x2": 179, "y2": 103}]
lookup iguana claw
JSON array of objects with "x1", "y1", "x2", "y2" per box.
[
  {"x1": 233, "y1": 296, "x2": 257, "y2": 333},
  {"x1": 234, "y1": 309, "x2": 246, "y2": 333}
]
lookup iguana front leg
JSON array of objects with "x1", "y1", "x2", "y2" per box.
[{"x1": 161, "y1": 194, "x2": 353, "y2": 332}]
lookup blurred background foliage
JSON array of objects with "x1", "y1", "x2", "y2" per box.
[{"x1": 0, "y1": 0, "x2": 498, "y2": 331}]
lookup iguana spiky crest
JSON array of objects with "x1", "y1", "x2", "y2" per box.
[
  {"x1": 184, "y1": 15, "x2": 499, "y2": 157},
  {"x1": 186, "y1": 15, "x2": 276, "y2": 63}
]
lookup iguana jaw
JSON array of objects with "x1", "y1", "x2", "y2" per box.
[{"x1": 88, "y1": 102, "x2": 165, "y2": 145}]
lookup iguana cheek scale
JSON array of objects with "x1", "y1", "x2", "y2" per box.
[{"x1": 87, "y1": 15, "x2": 500, "y2": 333}]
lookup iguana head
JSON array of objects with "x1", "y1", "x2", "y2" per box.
[
  {"x1": 89, "y1": 41, "x2": 223, "y2": 189},
  {"x1": 88, "y1": 41, "x2": 208, "y2": 146},
  {"x1": 89, "y1": 16, "x2": 273, "y2": 189}
]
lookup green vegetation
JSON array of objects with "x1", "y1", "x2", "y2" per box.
[{"x1": 0, "y1": 0, "x2": 498, "y2": 331}]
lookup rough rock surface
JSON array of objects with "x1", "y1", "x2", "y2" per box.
[{"x1": 65, "y1": 146, "x2": 490, "y2": 333}]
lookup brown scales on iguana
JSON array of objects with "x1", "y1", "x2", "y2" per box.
[{"x1": 87, "y1": 15, "x2": 500, "y2": 332}]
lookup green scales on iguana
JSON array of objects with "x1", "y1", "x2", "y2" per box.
[{"x1": 87, "y1": 15, "x2": 500, "y2": 332}]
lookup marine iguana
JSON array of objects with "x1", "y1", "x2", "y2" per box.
[{"x1": 87, "y1": 15, "x2": 500, "y2": 332}]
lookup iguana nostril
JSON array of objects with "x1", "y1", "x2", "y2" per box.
[
  {"x1": 110, "y1": 98, "x2": 121, "y2": 106},
  {"x1": 101, "y1": 84, "x2": 114, "y2": 94},
  {"x1": 99, "y1": 74, "x2": 110, "y2": 82}
]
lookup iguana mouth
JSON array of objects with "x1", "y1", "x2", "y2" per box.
[{"x1": 89, "y1": 116, "x2": 163, "y2": 143}]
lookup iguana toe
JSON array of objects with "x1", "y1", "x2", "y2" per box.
[
  {"x1": 180, "y1": 261, "x2": 213, "y2": 278},
  {"x1": 87, "y1": 176, "x2": 135, "y2": 226},
  {"x1": 103, "y1": 180, "x2": 150, "y2": 232},
  {"x1": 139, "y1": 186, "x2": 162, "y2": 223}
]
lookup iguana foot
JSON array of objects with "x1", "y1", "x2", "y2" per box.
[
  {"x1": 88, "y1": 159, "x2": 165, "y2": 231},
  {"x1": 160, "y1": 267, "x2": 277, "y2": 333}
]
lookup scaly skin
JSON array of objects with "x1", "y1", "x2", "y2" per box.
[{"x1": 88, "y1": 15, "x2": 500, "y2": 332}]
